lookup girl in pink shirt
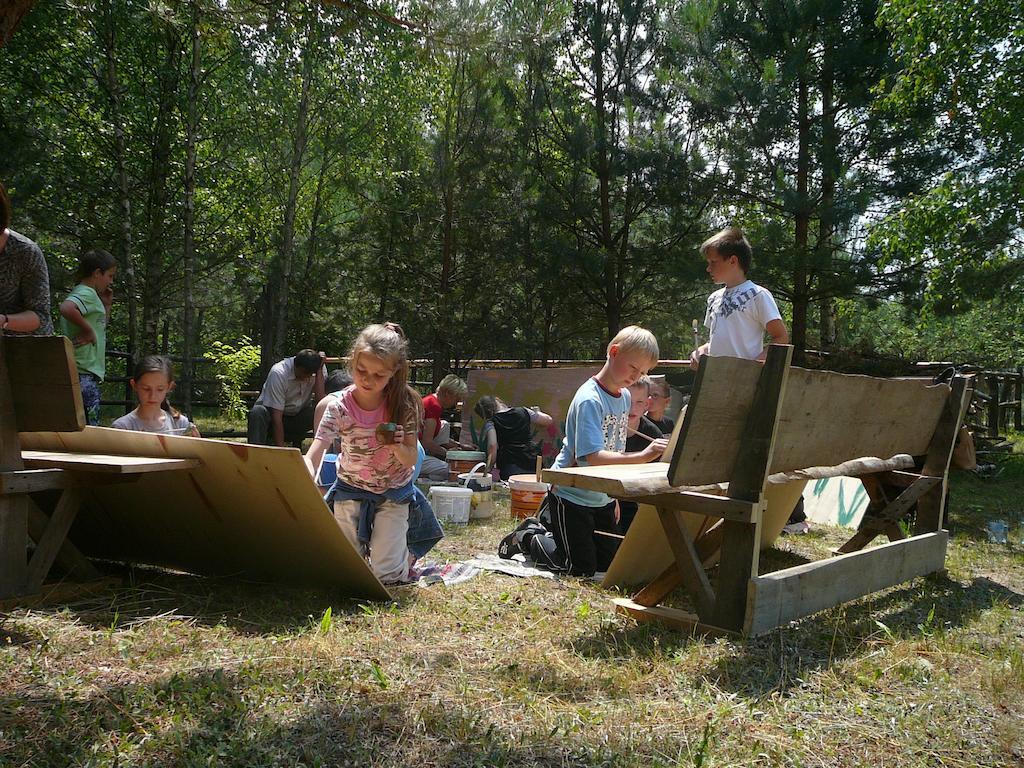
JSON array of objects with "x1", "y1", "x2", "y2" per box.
[{"x1": 304, "y1": 323, "x2": 422, "y2": 584}]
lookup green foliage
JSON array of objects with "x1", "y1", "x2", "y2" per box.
[
  {"x1": 204, "y1": 337, "x2": 261, "y2": 420},
  {"x1": 874, "y1": 0, "x2": 1024, "y2": 310}
]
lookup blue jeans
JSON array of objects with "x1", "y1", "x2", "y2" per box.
[{"x1": 79, "y1": 373, "x2": 101, "y2": 426}]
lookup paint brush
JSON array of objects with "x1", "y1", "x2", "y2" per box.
[{"x1": 627, "y1": 427, "x2": 657, "y2": 443}]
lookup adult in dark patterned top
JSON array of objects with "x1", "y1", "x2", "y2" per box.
[{"x1": 0, "y1": 182, "x2": 54, "y2": 337}]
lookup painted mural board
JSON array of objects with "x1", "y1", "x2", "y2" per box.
[
  {"x1": 462, "y1": 367, "x2": 600, "y2": 461},
  {"x1": 803, "y1": 475, "x2": 868, "y2": 529}
]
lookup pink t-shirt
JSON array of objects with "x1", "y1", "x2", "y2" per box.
[{"x1": 315, "y1": 386, "x2": 415, "y2": 493}]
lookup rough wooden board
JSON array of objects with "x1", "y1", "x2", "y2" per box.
[
  {"x1": 22, "y1": 451, "x2": 201, "y2": 474},
  {"x1": 613, "y1": 598, "x2": 737, "y2": 638},
  {"x1": 667, "y1": 357, "x2": 950, "y2": 487},
  {"x1": 462, "y1": 367, "x2": 599, "y2": 460},
  {"x1": 19, "y1": 427, "x2": 390, "y2": 600},
  {"x1": 544, "y1": 454, "x2": 913, "y2": 499},
  {"x1": 6, "y1": 336, "x2": 85, "y2": 434},
  {"x1": 601, "y1": 480, "x2": 806, "y2": 589},
  {"x1": 745, "y1": 531, "x2": 949, "y2": 636}
]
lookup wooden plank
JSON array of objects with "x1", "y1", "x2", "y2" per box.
[
  {"x1": 20, "y1": 427, "x2": 390, "y2": 599},
  {"x1": 0, "y1": 495, "x2": 28, "y2": 599},
  {"x1": 0, "y1": 469, "x2": 71, "y2": 493},
  {"x1": 656, "y1": 506, "x2": 714, "y2": 616},
  {"x1": 21, "y1": 451, "x2": 202, "y2": 474},
  {"x1": 632, "y1": 492, "x2": 756, "y2": 523},
  {"x1": 745, "y1": 532, "x2": 949, "y2": 635},
  {"x1": 667, "y1": 356, "x2": 950, "y2": 488},
  {"x1": 632, "y1": 521, "x2": 723, "y2": 607},
  {"x1": 26, "y1": 488, "x2": 81, "y2": 592},
  {"x1": 613, "y1": 598, "x2": 738, "y2": 639},
  {"x1": 7, "y1": 336, "x2": 85, "y2": 433},
  {"x1": 0, "y1": 334, "x2": 23, "y2": 471},
  {"x1": 878, "y1": 470, "x2": 934, "y2": 489},
  {"x1": 713, "y1": 345, "x2": 792, "y2": 632},
  {"x1": 916, "y1": 376, "x2": 970, "y2": 535},
  {"x1": 543, "y1": 462, "x2": 676, "y2": 497}
]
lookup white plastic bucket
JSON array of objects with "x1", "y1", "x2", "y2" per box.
[{"x1": 429, "y1": 485, "x2": 473, "y2": 525}]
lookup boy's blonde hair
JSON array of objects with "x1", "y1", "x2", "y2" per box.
[
  {"x1": 607, "y1": 325, "x2": 659, "y2": 365},
  {"x1": 437, "y1": 374, "x2": 468, "y2": 398},
  {"x1": 631, "y1": 374, "x2": 653, "y2": 393}
]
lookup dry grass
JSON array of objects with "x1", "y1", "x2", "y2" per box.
[{"x1": 2, "y1": 456, "x2": 1022, "y2": 767}]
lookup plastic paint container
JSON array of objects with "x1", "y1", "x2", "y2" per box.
[
  {"x1": 429, "y1": 485, "x2": 473, "y2": 525},
  {"x1": 508, "y1": 474, "x2": 549, "y2": 520},
  {"x1": 446, "y1": 450, "x2": 485, "y2": 482}
]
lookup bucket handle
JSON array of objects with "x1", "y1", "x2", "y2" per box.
[{"x1": 462, "y1": 462, "x2": 487, "y2": 486}]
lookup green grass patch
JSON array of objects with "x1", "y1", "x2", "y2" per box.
[{"x1": 2, "y1": 459, "x2": 1022, "y2": 766}]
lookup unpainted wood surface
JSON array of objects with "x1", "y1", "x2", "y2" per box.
[
  {"x1": 22, "y1": 451, "x2": 201, "y2": 474},
  {"x1": 601, "y1": 480, "x2": 806, "y2": 589},
  {"x1": 7, "y1": 336, "x2": 85, "y2": 434},
  {"x1": 745, "y1": 531, "x2": 948, "y2": 635},
  {"x1": 667, "y1": 358, "x2": 950, "y2": 487},
  {"x1": 19, "y1": 427, "x2": 389, "y2": 600}
]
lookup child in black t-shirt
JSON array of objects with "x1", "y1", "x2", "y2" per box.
[
  {"x1": 619, "y1": 375, "x2": 664, "y2": 533},
  {"x1": 475, "y1": 396, "x2": 554, "y2": 480}
]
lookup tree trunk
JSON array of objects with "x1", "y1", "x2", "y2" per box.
[
  {"x1": 141, "y1": 29, "x2": 180, "y2": 352},
  {"x1": 791, "y1": 71, "x2": 810, "y2": 366},
  {"x1": 180, "y1": 0, "x2": 201, "y2": 415},
  {"x1": 269, "y1": 4, "x2": 316, "y2": 365},
  {"x1": 100, "y1": 0, "x2": 137, "y2": 365},
  {"x1": 0, "y1": 0, "x2": 36, "y2": 47},
  {"x1": 817, "y1": 39, "x2": 837, "y2": 350}
]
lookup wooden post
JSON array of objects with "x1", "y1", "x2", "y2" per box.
[
  {"x1": 0, "y1": 333, "x2": 28, "y2": 599},
  {"x1": 987, "y1": 374, "x2": 1000, "y2": 438},
  {"x1": 915, "y1": 375, "x2": 970, "y2": 536},
  {"x1": 1015, "y1": 369, "x2": 1022, "y2": 432},
  {"x1": 713, "y1": 344, "x2": 792, "y2": 632}
]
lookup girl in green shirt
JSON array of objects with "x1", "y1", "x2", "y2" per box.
[{"x1": 59, "y1": 250, "x2": 115, "y2": 425}]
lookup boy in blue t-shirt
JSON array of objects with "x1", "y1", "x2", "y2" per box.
[{"x1": 499, "y1": 326, "x2": 668, "y2": 576}]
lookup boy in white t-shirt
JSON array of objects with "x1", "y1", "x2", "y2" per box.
[
  {"x1": 690, "y1": 227, "x2": 809, "y2": 533},
  {"x1": 689, "y1": 226, "x2": 789, "y2": 368}
]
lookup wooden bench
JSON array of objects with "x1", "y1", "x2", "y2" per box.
[
  {"x1": 0, "y1": 334, "x2": 199, "y2": 604},
  {"x1": 543, "y1": 345, "x2": 971, "y2": 637}
]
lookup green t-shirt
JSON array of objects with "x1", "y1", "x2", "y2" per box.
[{"x1": 59, "y1": 284, "x2": 107, "y2": 380}]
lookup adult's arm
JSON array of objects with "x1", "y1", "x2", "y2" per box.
[
  {"x1": 421, "y1": 417, "x2": 445, "y2": 458},
  {"x1": 0, "y1": 310, "x2": 41, "y2": 333},
  {"x1": 20, "y1": 240, "x2": 52, "y2": 333},
  {"x1": 313, "y1": 358, "x2": 327, "y2": 402},
  {"x1": 269, "y1": 407, "x2": 285, "y2": 447}
]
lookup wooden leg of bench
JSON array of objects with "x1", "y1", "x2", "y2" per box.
[
  {"x1": 26, "y1": 496, "x2": 98, "y2": 582},
  {"x1": 0, "y1": 495, "x2": 28, "y2": 600},
  {"x1": 26, "y1": 488, "x2": 82, "y2": 592},
  {"x1": 633, "y1": 521, "x2": 725, "y2": 608},
  {"x1": 711, "y1": 519, "x2": 760, "y2": 632},
  {"x1": 657, "y1": 506, "x2": 714, "y2": 616}
]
